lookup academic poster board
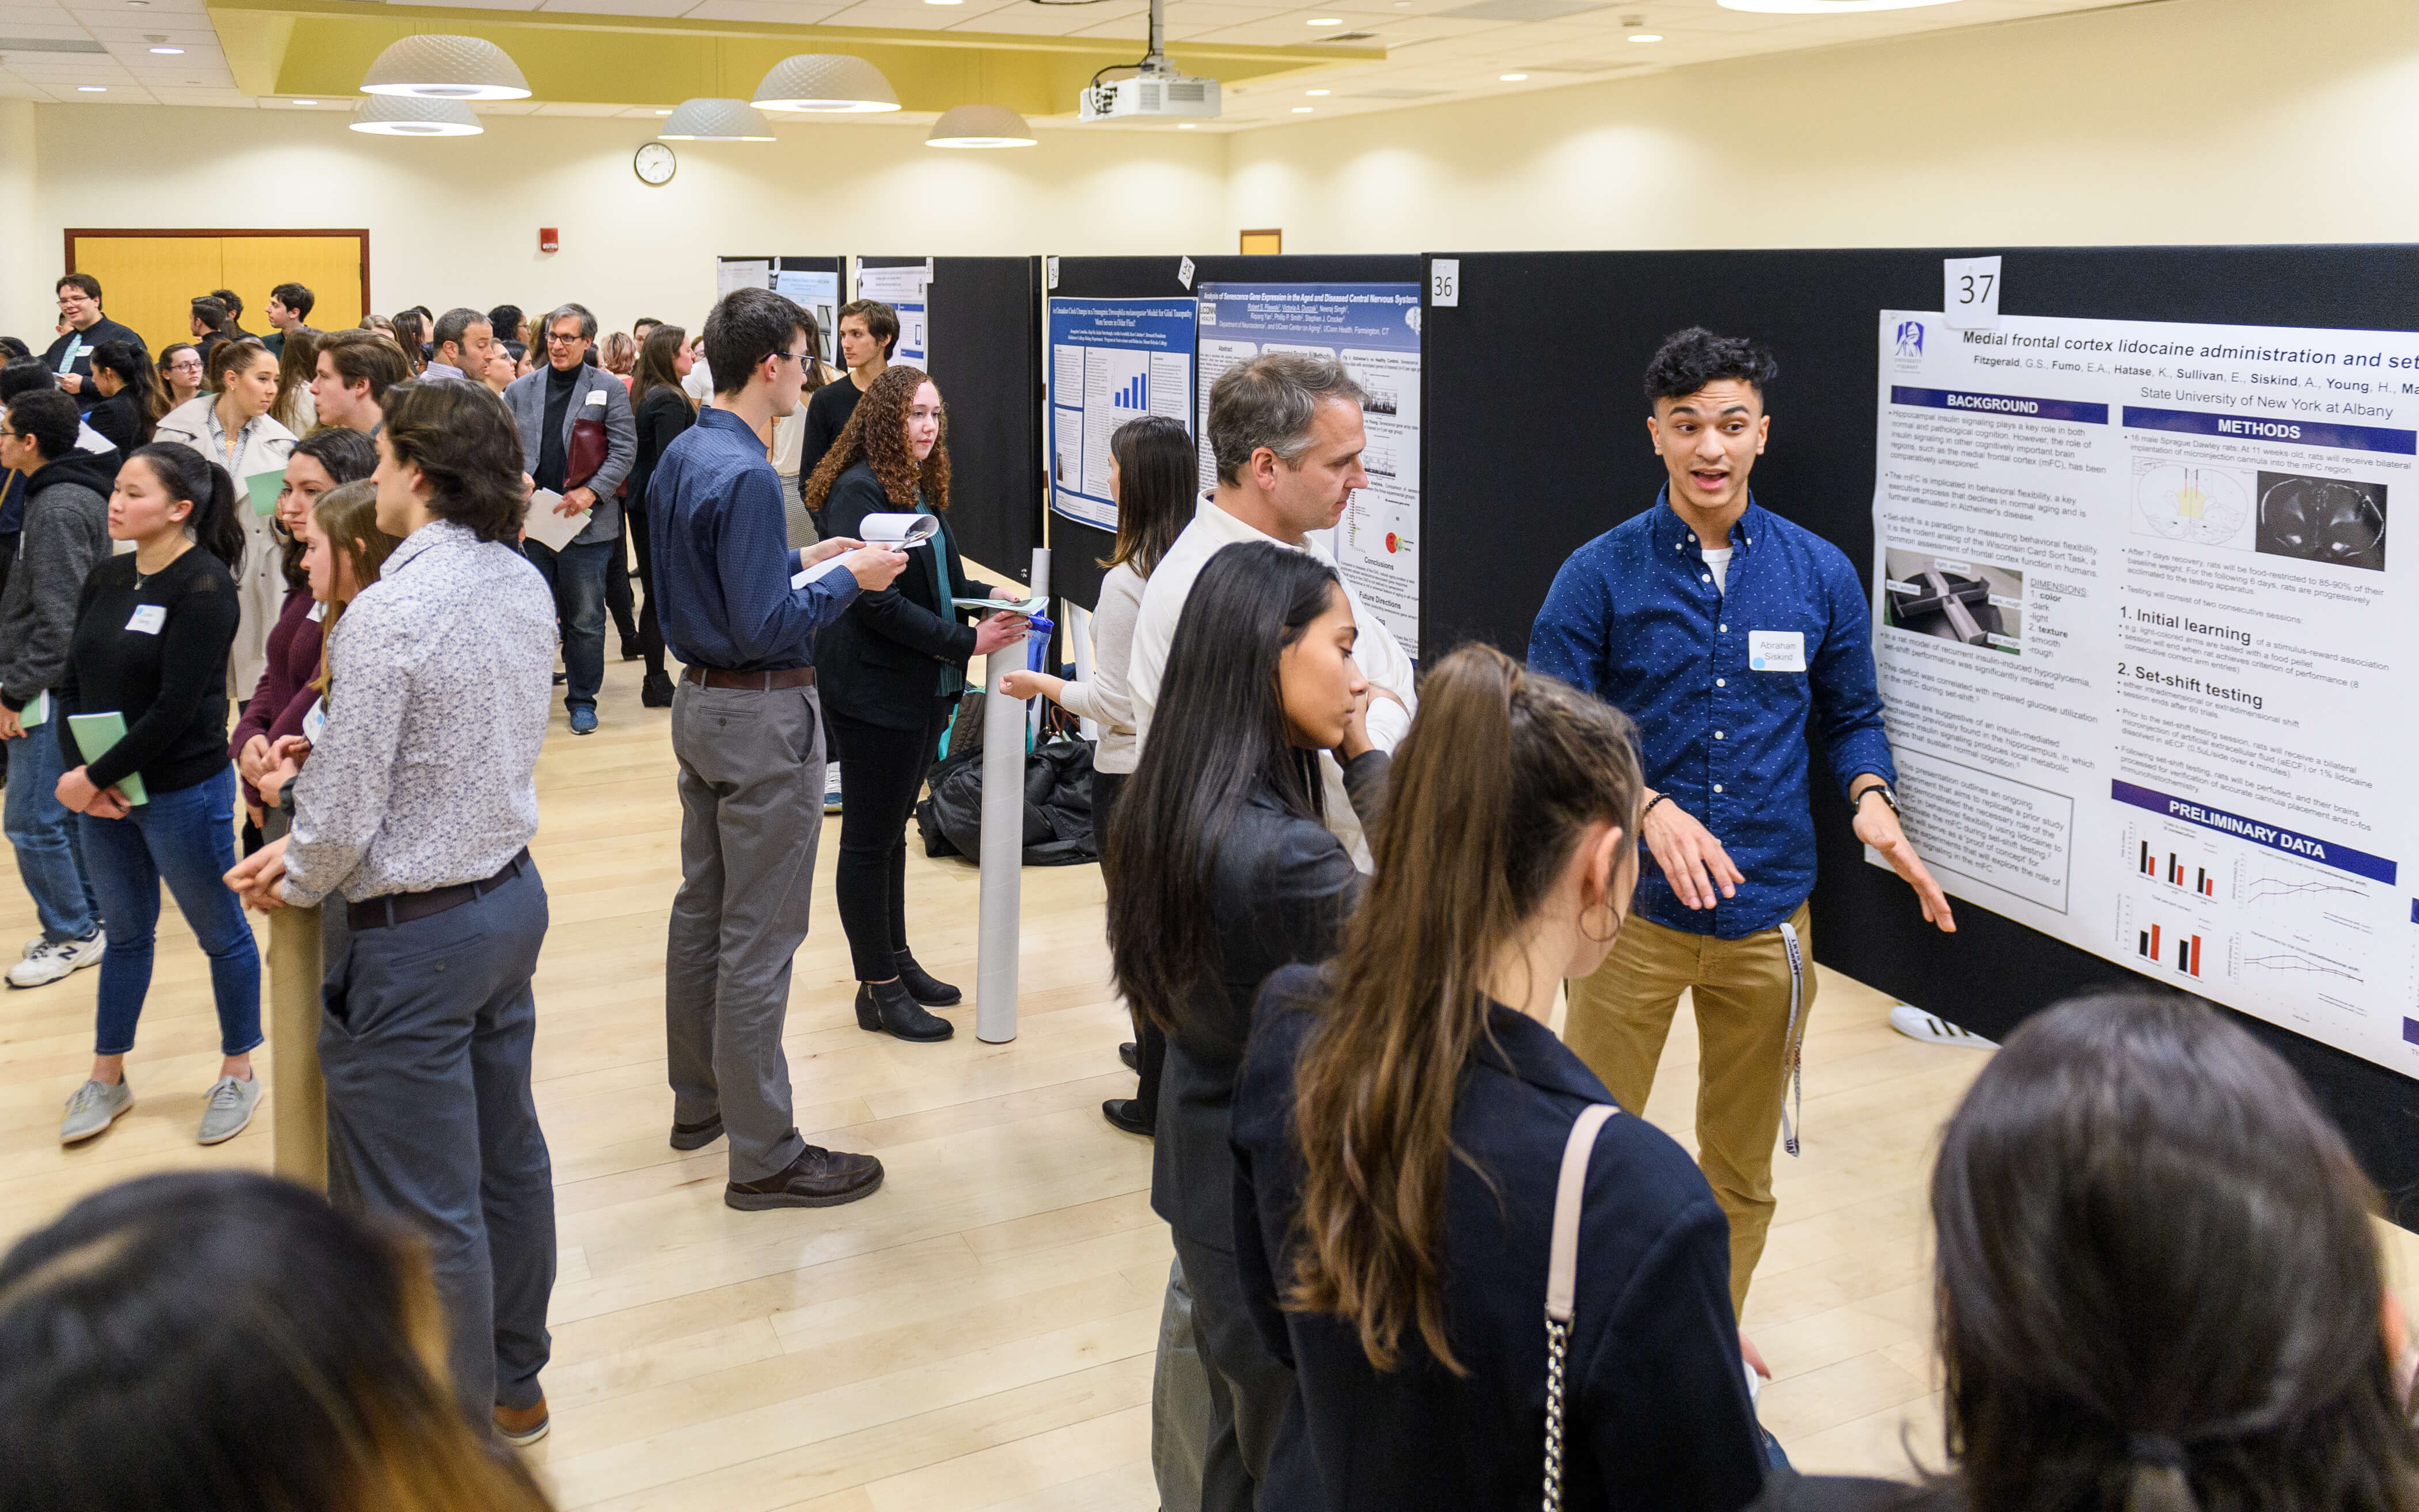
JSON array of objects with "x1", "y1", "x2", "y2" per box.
[
  {"x1": 1870, "y1": 307, "x2": 2419, "y2": 1080},
  {"x1": 1046, "y1": 296, "x2": 1198, "y2": 531},
  {"x1": 1197, "y1": 280, "x2": 1424, "y2": 656},
  {"x1": 1416, "y1": 245, "x2": 2419, "y2": 1222},
  {"x1": 714, "y1": 256, "x2": 845, "y2": 363}
]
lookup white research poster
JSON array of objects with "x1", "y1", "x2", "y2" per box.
[{"x1": 1870, "y1": 307, "x2": 2419, "y2": 1078}]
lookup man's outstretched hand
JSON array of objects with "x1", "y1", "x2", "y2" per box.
[{"x1": 1852, "y1": 787, "x2": 1955, "y2": 933}]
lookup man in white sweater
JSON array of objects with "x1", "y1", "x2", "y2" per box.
[{"x1": 1128, "y1": 351, "x2": 1415, "y2": 870}]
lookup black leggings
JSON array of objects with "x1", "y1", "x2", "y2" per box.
[
  {"x1": 1092, "y1": 769, "x2": 1163, "y2": 1122},
  {"x1": 829, "y1": 698, "x2": 956, "y2": 981},
  {"x1": 625, "y1": 506, "x2": 667, "y2": 681}
]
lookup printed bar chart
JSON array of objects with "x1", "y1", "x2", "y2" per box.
[{"x1": 1113, "y1": 374, "x2": 1147, "y2": 409}]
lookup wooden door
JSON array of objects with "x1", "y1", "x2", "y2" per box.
[{"x1": 65, "y1": 230, "x2": 370, "y2": 355}]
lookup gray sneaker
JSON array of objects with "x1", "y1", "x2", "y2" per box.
[
  {"x1": 59, "y1": 1078, "x2": 133, "y2": 1144},
  {"x1": 196, "y1": 1074, "x2": 263, "y2": 1145}
]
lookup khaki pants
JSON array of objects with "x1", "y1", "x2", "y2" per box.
[
  {"x1": 1565, "y1": 902, "x2": 1812, "y2": 1316},
  {"x1": 268, "y1": 901, "x2": 327, "y2": 1190}
]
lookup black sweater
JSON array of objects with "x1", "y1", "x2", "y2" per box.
[
  {"x1": 796, "y1": 377, "x2": 864, "y2": 505},
  {"x1": 57, "y1": 547, "x2": 239, "y2": 794},
  {"x1": 630, "y1": 383, "x2": 695, "y2": 517}
]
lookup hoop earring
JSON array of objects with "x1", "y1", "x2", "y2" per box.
[{"x1": 1580, "y1": 901, "x2": 1621, "y2": 945}]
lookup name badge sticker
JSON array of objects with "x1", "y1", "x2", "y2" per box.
[
  {"x1": 1749, "y1": 630, "x2": 1806, "y2": 673},
  {"x1": 586, "y1": 390, "x2": 608, "y2": 407},
  {"x1": 126, "y1": 605, "x2": 166, "y2": 635},
  {"x1": 302, "y1": 697, "x2": 326, "y2": 746}
]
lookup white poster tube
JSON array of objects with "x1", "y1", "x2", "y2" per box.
[{"x1": 976, "y1": 546, "x2": 1052, "y2": 1043}]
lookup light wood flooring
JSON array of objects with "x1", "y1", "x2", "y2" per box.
[{"x1": 3, "y1": 649, "x2": 2413, "y2": 1509}]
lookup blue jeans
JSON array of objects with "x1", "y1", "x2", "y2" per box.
[
  {"x1": 80, "y1": 766, "x2": 262, "y2": 1057},
  {"x1": 5, "y1": 720, "x2": 97, "y2": 940},
  {"x1": 524, "y1": 536, "x2": 612, "y2": 711},
  {"x1": 319, "y1": 860, "x2": 554, "y2": 1419}
]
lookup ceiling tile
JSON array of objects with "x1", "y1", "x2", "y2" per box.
[{"x1": 678, "y1": 0, "x2": 850, "y2": 18}]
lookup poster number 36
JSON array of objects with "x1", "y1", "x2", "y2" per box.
[{"x1": 1430, "y1": 259, "x2": 1459, "y2": 308}]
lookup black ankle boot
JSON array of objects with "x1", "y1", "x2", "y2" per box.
[
  {"x1": 892, "y1": 951, "x2": 961, "y2": 1007},
  {"x1": 856, "y1": 979, "x2": 953, "y2": 1042},
  {"x1": 640, "y1": 670, "x2": 674, "y2": 708}
]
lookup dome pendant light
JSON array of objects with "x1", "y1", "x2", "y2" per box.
[
  {"x1": 926, "y1": 102, "x2": 1036, "y2": 147},
  {"x1": 659, "y1": 97, "x2": 774, "y2": 140},
  {"x1": 350, "y1": 94, "x2": 483, "y2": 135},
  {"x1": 361, "y1": 35, "x2": 530, "y2": 101},
  {"x1": 752, "y1": 54, "x2": 898, "y2": 113}
]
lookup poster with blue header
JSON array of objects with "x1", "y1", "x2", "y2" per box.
[
  {"x1": 1047, "y1": 297, "x2": 1197, "y2": 531},
  {"x1": 1196, "y1": 281, "x2": 1423, "y2": 656}
]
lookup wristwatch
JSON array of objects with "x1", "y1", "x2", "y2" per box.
[{"x1": 1853, "y1": 783, "x2": 1898, "y2": 815}]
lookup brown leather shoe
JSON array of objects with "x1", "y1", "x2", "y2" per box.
[
  {"x1": 494, "y1": 1397, "x2": 549, "y2": 1446},
  {"x1": 725, "y1": 1145, "x2": 885, "y2": 1210}
]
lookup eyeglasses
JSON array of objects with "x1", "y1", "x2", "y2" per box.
[
  {"x1": 544, "y1": 331, "x2": 585, "y2": 345},
  {"x1": 774, "y1": 349, "x2": 809, "y2": 366}
]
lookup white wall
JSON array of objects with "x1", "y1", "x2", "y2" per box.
[
  {"x1": 7, "y1": 107, "x2": 1228, "y2": 340},
  {"x1": 1225, "y1": 0, "x2": 2419, "y2": 254}
]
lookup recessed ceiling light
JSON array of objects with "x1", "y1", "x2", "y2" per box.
[
  {"x1": 293, "y1": 98, "x2": 316, "y2": 104},
  {"x1": 1305, "y1": 88, "x2": 1329, "y2": 94},
  {"x1": 1307, "y1": 16, "x2": 1343, "y2": 23},
  {"x1": 1627, "y1": 31, "x2": 1661, "y2": 40},
  {"x1": 77, "y1": 85, "x2": 103, "y2": 91},
  {"x1": 1292, "y1": 104, "x2": 1313, "y2": 111},
  {"x1": 1178, "y1": 122, "x2": 1196, "y2": 128},
  {"x1": 1499, "y1": 72, "x2": 1527, "y2": 79},
  {"x1": 148, "y1": 44, "x2": 180, "y2": 53}
]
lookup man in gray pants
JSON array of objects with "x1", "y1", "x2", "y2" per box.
[
  {"x1": 643, "y1": 286, "x2": 905, "y2": 1209},
  {"x1": 229, "y1": 376, "x2": 563, "y2": 1445}
]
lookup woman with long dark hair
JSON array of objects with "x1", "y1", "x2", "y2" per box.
[
  {"x1": 154, "y1": 341, "x2": 203, "y2": 416},
  {"x1": 82, "y1": 339, "x2": 158, "y2": 453},
  {"x1": 1002, "y1": 411, "x2": 1196, "y2": 1134},
  {"x1": 801, "y1": 364, "x2": 1027, "y2": 1042},
  {"x1": 0, "y1": 1171, "x2": 556, "y2": 1512},
  {"x1": 1759, "y1": 991, "x2": 2419, "y2": 1512},
  {"x1": 627, "y1": 322, "x2": 694, "y2": 708},
  {"x1": 388, "y1": 309, "x2": 429, "y2": 377},
  {"x1": 52, "y1": 443, "x2": 261, "y2": 1149},
  {"x1": 1229, "y1": 643, "x2": 1768, "y2": 1510},
  {"x1": 270, "y1": 325, "x2": 317, "y2": 433},
  {"x1": 1104, "y1": 538, "x2": 1382, "y2": 1512}
]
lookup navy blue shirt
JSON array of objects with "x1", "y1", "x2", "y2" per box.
[
  {"x1": 647, "y1": 406, "x2": 858, "y2": 671},
  {"x1": 1530, "y1": 493, "x2": 1894, "y2": 939}
]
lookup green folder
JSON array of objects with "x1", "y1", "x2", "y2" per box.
[
  {"x1": 245, "y1": 470, "x2": 284, "y2": 517},
  {"x1": 65, "y1": 712, "x2": 147, "y2": 805}
]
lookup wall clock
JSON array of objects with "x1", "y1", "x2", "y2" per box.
[{"x1": 634, "y1": 142, "x2": 677, "y2": 186}]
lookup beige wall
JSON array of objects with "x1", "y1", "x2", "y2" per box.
[
  {"x1": 6, "y1": 105, "x2": 1227, "y2": 342},
  {"x1": 1224, "y1": 0, "x2": 2419, "y2": 254}
]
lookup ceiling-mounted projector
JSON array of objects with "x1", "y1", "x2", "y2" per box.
[{"x1": 1078, "y1": 0, "x2": 1220, "y2": 120}]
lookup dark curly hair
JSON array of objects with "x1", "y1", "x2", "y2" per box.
[
  {"x1": 799, "y1": 364, "x2": 950, "y2": 515},
  {"x1": 1643, "y1": 325, "x2": 1778, "y2": 409},
  {"x1": 379, "y1": 377, "x2": 526, "y2": 542}
]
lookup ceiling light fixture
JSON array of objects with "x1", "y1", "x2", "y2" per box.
[
  {"x1": 1307, "y1": 16, "x2": 1343, "y2": 23},
  {"x1": 294, "y1": 98, "x2": 316, "y2": 104},
  {"x1": 147, "y1": 44, "x2": 180, "y2": 53},
  {"x1": 1719, "y1": 0, "x2": 1965, "y2": 10},
  {"x1": 659, "y1": 96, "x2": 774, "y2": 139},
  {"x1": 1305, "y1": 88, "x2": 1329, "y2": 94},
  {"x1": 351, "y1": 93, "x2": 482, "y2": 135},
  {"x1": 752, "y1": 54, "x2": 898, "y2": 112},
  {"x1": 927, "y1": 102, "x2": 1036, "y2": 147},
  {"x1": 1626, "y1": 31, "x2": 1660, "y2": 40},
  {"x1": 360, "y1": 35, "x2": 530, "y2": 100},
  {"x1": 1178, "y1": 121, "x2": 1197, "y2": 128},
  {"x1": 77, "y1": 84, "x2": 104, "y2": 91},
  {"x1": 1292, "y1": 104, "x2": 1313, "y2": 111},
  {"x1": 1499, "y1": 71, "x2": 1526, "y2": 79}
]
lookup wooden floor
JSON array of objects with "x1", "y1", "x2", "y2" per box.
[{"x1": 4, "y1": 650, "x2": 2413, "y2": 1508}]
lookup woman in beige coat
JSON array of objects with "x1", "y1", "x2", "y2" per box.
[{"x1": 153, "y1": 337, "x2": 297, "y2": 702}]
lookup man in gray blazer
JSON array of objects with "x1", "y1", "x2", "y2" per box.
[{"x1": 505, "y1": 303, "x2": 636, "y2": 734}]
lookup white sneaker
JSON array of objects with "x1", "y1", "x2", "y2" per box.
[
  {"x1": 20, "y1": 934, "x2": 40, "y2": 959},
  {"x1": 1889, "y1": 1004, "x2": 1999, "y2": 1050},
  {"x1": 9, "y1": 929, "x2": 104, "y2": 989}
]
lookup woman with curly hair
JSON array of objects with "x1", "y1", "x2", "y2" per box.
[{"x1": 799, "y1": 365, "x2": 1029, "y2": 1042}]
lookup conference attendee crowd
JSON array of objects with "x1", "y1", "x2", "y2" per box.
[{"x1": 2, "y1": 271, "x2": 2416, "y2": 1512}]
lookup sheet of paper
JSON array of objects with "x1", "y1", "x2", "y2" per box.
[
  {"x1": 521, "y1": 489, "x2": 592, "y2": 552},
  {"x1": 792, "y1": 554, "x2": 855, "y2": 588},
  {"x1": 716, "y1": 259, "x2": 770, "y2": 299},
  {"x1": 953, "y1": 594, "x2": 1047, "y2": 616},
  {"x1": 246, "y1": 470, "x2": 283, "y2": 517}
]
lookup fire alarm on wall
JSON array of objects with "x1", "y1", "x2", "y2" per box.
[{"x1": 539, "y1": 227, "x2": 560, "y2": 253}]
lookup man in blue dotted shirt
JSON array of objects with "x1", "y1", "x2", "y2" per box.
[{"x1": 1530, "y1": 326, "x2": 1954, "y2": 1314}]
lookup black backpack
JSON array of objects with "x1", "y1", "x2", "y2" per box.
[{"x1": 915, "y1": 693, "x2": 1099, "y2": 865}]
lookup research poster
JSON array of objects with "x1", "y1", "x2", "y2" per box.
[
  {"x1": 856, "y1": 261, "x2": 930, "y2": 368},
  {"x1": 1045, "y1": 297, "x2": 1197, "y2": 531},
  {"x1": 1870, "y1": 308, "x2": 2419, "y2": 1078},
  {"x1": 771, "y1": 268, "x2": 838, "y2": 364},
  {"x1": 1195, "y1": 282, "x2": 1423, "y2": 657}
]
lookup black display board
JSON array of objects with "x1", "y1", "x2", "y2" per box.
[
  {"x1": 1048, "y1": 254, "x2": 1422, "y2": 612},
  {"x1": 1420, "y1": 244, "x2": 2419, "y2": 1224},
  {"x1": 859, "y1": 256, "x2": 1047, "y2": 586}
]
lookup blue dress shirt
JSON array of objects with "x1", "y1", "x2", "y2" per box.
[
  {"x1": 1530, "y1": 492, "x2": 1895, "y2": 939},
  {"x1": 647, "y1": 406, "x2": 858, "y2": 671}
]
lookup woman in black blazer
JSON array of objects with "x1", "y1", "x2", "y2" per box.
[
  {"x1": 799, "y1": 365, "x2": 1028, "y2": 1043},
  {"x1": 1103, "y1": 541, "x2": 1384, "y2": 1512},
  {"x1": 1228, "y1": 644, "x2": 1768, "y2": 1512},
  {"x1": 627, "y1": 325, "x2": 695, "y2": 709},
  {"x1": 83, "y1": 341, "x2": 157, "y2": 458}
]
